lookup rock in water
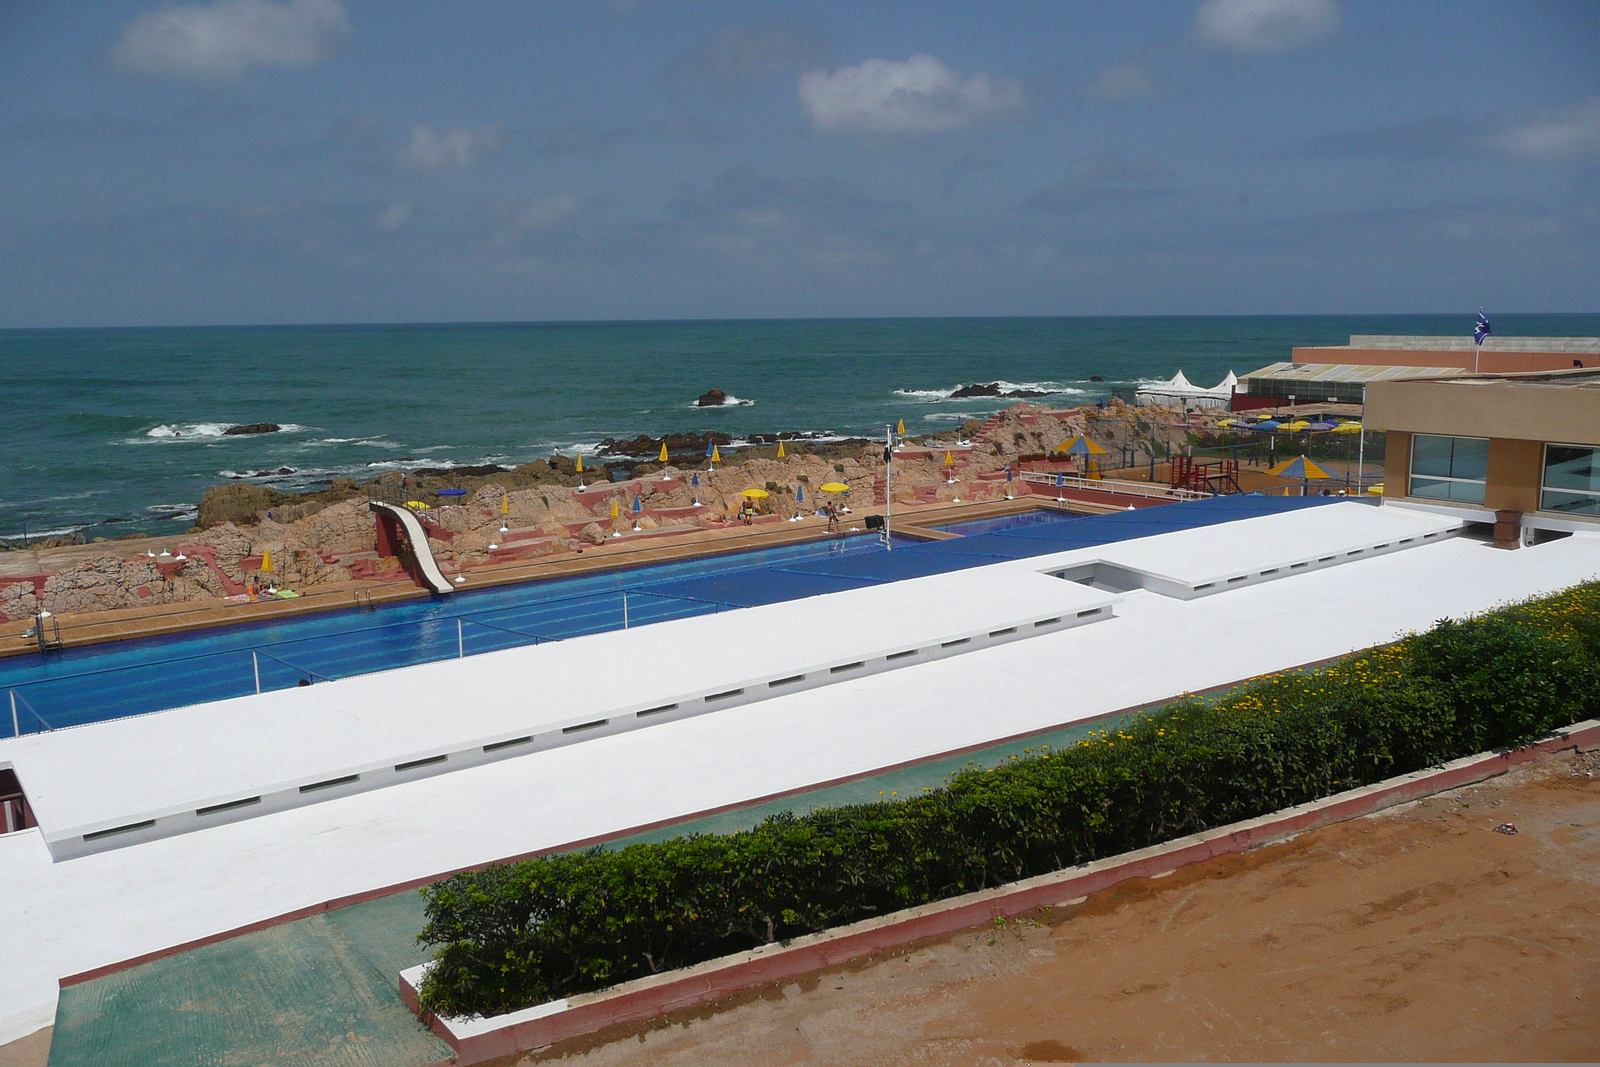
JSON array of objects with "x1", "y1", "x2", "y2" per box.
[
  {"x1": 223, "y1": 423, "x2": 282, "y2": 436},
  {"x1": 948, "y1": 382, "x2": 1055, "y2": 400},
  {"x1": 695, "y1": 389, "x2": 729, "y2": 407}
]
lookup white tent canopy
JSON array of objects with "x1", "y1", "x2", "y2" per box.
[{"x1": 1135, "y1": 369, "x2": 1236, "y2": 409}]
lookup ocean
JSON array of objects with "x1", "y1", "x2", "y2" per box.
[{"x1": 4, "y1": 313, "x2": 1597, "y2": 540}]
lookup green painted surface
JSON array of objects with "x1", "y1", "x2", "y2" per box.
[{"x1": 48, "y1": 711, "x2": 1132, "y2": 1065}]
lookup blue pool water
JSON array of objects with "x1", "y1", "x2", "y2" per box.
[
  {"x1": 1, "y1": 496, "x2": 1336, "y2": 734},
  {"x1": 929, "y1": 510, "x2": 1082, "y2": 538}
]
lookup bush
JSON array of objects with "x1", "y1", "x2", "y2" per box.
[{"x1": 417, "y1": 584, "x2": 1600, "y2": 1018}]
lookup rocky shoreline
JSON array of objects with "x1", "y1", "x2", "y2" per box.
[{"x1": 0, "y1": 400, "x2": 1185, "y2": 622}]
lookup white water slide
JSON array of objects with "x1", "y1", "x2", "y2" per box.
[{"x1": 368, "y1": 501, "x2": 455, "y2": 594}]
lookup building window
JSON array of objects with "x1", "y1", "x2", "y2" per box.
[
  {"x1": 1542, "y1": 444, "x2": 1600, "y2": 516},
  {"x1": 1409, "y1": 434, "x2": 1488, "y2": 504}
]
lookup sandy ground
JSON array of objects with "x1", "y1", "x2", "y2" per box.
[{"x1": 522, "y1": 751, "x2": 1600, "y2": 1065}]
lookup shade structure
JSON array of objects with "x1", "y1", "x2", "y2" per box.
[
  {"x1": 1282, "y1": 420, "x2": 1312, "y2": 432},
  {"x1": 704, "y1": 439, "x2": 715, "y2": 457},
  {"x1": 896, "y1": 418, "x2": 906, "y2": 434},
  {"x1": 609, "y1": 497, "x2": 619, "y2": 518},
  {"x1": 657, "y1": 443, "x2": 668, "y2": 462},
  {"x1": 819, "y1": 482, "x2": 849, "y2": 493},
  {"x1": 1307, "y1": 420, "x2": 1338, "y2": 431},
  {"x1": 1331, "y1": 422, "x2": 1364, "y2": 434},
  {"x1": 1251, "y1": 419, "x2": 1282, "y2": 431},
  {"x1": 1052, "y1": 435, "x2": 1109, "y2": 456},
  {"x1": 944, "y1": 449, "x2": 955, "y2": 467},
  {"x1": 574, "y1": 452, "x2": 583, "y2": 472},
  {"x1": 740, "y1": 488, "x2": 769, "y2": 499},
  {"x1": 260, "y1": 548, "x2": 272, "y2": 572},
  {"x1": 499, "y1": 494, "x2": 509, "y2": 515},
  {"x1": 795, "y1": 484, "x2": 805, "y2": 503},
  {"x1": 436, "y1": 488, "x2": 466, "y2": 497},
  {"x1": 690, "y1": 472, "x2": 699, "y2": 487},
  {"x1": 403, "y1": 500, "x2": 430, "y2": 510},
  {"x1": 1266, "y1": 455, "x2": 1334, "y2": 480},
  {"x1": 1215, "y1": 418, "x2": 1237, "y2": 428},
  {"x1": 711, "y1": 445, "x2": 721, "y2": 463},
  {"x1": 776, "y1": 441, "x2": 786, "y2": 458},
  {"x1": 631, "y1": 494, "x2": 642, "y2": 513}
]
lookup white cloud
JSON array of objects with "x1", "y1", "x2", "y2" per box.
[
  {"x1": 111, "y1": 0, "x2": 351, "y2": 81},
  {"x1": 1086, "y1": 61, "x2": 1158, "y2": 102},
  {"x1": 393, "y1": 125, "x2": 502, "y2": 172},
  {"x1": 1498, "y1": 97, "x2": 1600, "y2": 160},
  {"x1": 1193, "y1": 0, "x2": 1339, "y2": 55},
  {"x1": 798, "y1": 54, "x2": 1027, "y2": 136},
  {"x1": 518, "y1": 195, "x2": 579, "y2": 229},
  {"x1": 375, "y1": 203, "x2": 412, "y2": 231}
]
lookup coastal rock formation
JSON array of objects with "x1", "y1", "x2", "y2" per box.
[
  {"x1": 948, "y1": 382, "x2": 1056, "y2": 400},
  {"x1": 2, "y1": 581, "x2": 38, "y2": 621},
  {"x1": 596, "y1": 431, "x2": 732, "y2": 458},
  {"x1": 578, "y1": 522, "x2": 606, "y2": 545},
  {"x1": 40, "y1": 554, "x2": 212, "y2": 614},
  {"x1": 696, "y1": 389, "x2": 729, "y2": 407},
  {"x1": 222, "y1": 423, "x2": 282, "y2": 436}
]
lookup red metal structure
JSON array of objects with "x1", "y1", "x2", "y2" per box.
[{"x1": 1170, "y1": 455, "x2": 1242, "y2": 496}]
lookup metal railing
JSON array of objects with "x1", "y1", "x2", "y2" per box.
[
  {"x1": 1020, "y1": 472, "x2": 1209, "y2": 502},
  {"x1": 4, "y1": 585, "x2": 746, "y2": 736}
]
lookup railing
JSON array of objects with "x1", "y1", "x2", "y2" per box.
[
  {"x1": 1020, "y1": 472, "x2": 1209, "y2": 502},
  {"x1": 3, "y1": 586, "x2": 746, "y2": 736}
]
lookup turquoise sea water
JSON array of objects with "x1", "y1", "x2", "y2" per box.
[{"x1": 3, "y1": 314, "x2": 1596, "y2": 539}]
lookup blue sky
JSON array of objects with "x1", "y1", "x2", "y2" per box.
[{"x1": 2, "y1": 0, "x2": 1597, "y2": 326}]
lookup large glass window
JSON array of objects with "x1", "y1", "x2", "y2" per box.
[
  {"x1": 1409, "y1": 434, "x2": 1488, "y2": 503},
  {"x1": 1542, "y1": 444, "x2": 1600, "y2": 516}
]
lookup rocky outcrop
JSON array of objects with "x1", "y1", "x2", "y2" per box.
[
  {"x1": 578, "y1": 522, "x2": 606, "y2": 545},
  {"x1": 2, "y1": 582, "x2": 38, "y2": 621},
  {"x1": 222, "y1": 423, "x2": 282, "y2": 436},
  {"x1": 41, "y1": 554, "x2": 212, "y2": 614},
  {"x1": 696, "y1": 389, "x2": 730, "y2": 407},
  {"x1": 948, "y1": 382, "x2": 1056, "y2": 400}
]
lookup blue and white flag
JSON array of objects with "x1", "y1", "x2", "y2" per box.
[{"x1": 1474, "y1": 309, "x2": 1491, "y2": 346}]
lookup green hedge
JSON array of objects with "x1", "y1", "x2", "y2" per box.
[{"x1": 417, "y1": 583, "x2": 1600, "y2": 1017}]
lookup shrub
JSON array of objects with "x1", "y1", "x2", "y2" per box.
[{"x1": 417, "y1": 584, "x2": 1600, "y2": 1018}]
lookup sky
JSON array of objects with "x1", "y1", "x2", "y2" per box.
[{"x1": 1, "y1": 0, "x2": 1597, "y2": 327}]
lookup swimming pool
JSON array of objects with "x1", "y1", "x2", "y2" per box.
[
  {"x1": 1, "y1": 495, "x2": 1335, "y2": 734},
  {"x1": 928, "y1": 509, "x2": 1082, "y2": 537}
]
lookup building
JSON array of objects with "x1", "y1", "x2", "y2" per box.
[
  {"x1": 1232, "y1": 335, "x2": 1600, "y2": 410},
  {"x1": 1364, "y1": 367, "x2": 1600, "y2": 546}
]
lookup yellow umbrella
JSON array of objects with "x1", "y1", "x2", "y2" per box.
[
  {"x1": 740, "y1": 488, "x2": 770, "y2": 498},
  {"x1": 896, "y1": 418, "x2": 906, "y2": 434},
  {"x1": 609, "y1": 497, "x2": 620, "y2": 518},
  {"x1": 819, "y1": 482, "x2": 849, "y2": 493},
  {"x1": 404, "y1": 500, "x2": 430, "y2": 510},
  {"x1": 711, "y1": 444, "x2": 721, "y2": 463},
  {"x1": 776, "y1": 441, "x2": 786, "y2": 458},
  {"x1": 1283, "y1": 420, "x2": 1312, "y2": 432},
  {"x1": 944, "y1": 449, "x2": 955, "y2": 467},
  {"x1": 575, "y1": 451, "x2": 583, "y2": 472},
  {"x1": 500, "y1": 494, "x2": 509, "y2": 515},
  {"x1": 658, "y1": 443, "x2": 669, "y2": 462},
  {"x1": 1331, "y1": 421, "x2": 1363, "y2": 434},
  {"x1": 1367, "y1": 482, "x2": 1384, "y2": 495},
  {"x1": 1216, "y1": 418, "x2": 1237, "y2": 428},
  {"x1": 260, "y1": 548, "x2": 272, "y2": 572}
]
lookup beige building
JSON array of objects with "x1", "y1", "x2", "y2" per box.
[{"x1": 1364, "y1": 367, "x2": 1600, "y2": 545}]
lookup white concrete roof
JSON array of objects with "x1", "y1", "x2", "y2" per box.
[
  {"x1": 1, "y1": 507, "x2": 1596, "y2": 1044},
  {"x1": 12, "y1": 567, "x2": 1116, "y2": 857}
]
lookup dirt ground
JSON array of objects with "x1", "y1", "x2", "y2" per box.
[{"x1": 524, "y1": 751, "x2": 1600, "y2": 1065}]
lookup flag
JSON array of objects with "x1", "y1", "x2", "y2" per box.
[{"x1": 1474, "y1": 309, "x2": 1491, "y2": 346}]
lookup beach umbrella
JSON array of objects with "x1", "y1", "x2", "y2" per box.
[
  {"x1": 777, "y1": 441, "x2": 786, "y2": 458},
  {"x1": 944, "y1": 449, "x2": 955, "y2": 467},
  {"x1": 897, "y1": 418, "x2": 906, "y2": 434},
  {"x1": 795, "y1": 484, "x2": 805, "y2": 504},
  {"x1": 610, "y1": 497, "x2": 620, "y2": 519},
  {"x1": 704, "y1": 439, "x2": 715, "y2": 459},
  {"x1": 658, "y1": 443, "x2": 668, "y2": 462},
  {"x1": 1267, "y1": 455, "x2": 1334, "y2": 496},
  {"x1": 1215, "y1": 418, "x2": 1237, "y2": 428},
  {"x1": 575, "y1": 452, "x2": 583, "y2": 472},
  {"x1": 1052, "y1": 435, "x2": 1109, "y2": 456},
  {"x1": 740, "y1": 488, "x2": 769, "y2": 499},
  {"x1": 691, "y1": 471, "x2": 700, "y2": 487},
  {"x1": 711, "y1": 444, "x2": 721, "y2": 464},
  {"x1": 819, "y1": 482, "x2": 849, "y2": 493},
  {"x1": 500, "y1": 494, "x2": 509, "y2": 515},
  {"x1": 260, "y1": 548, "x2": 272, "y2": 572},
  {"x1": 631, "y1": 493, "x2": 642, "y2": 513},
  {"x1": 1251, "y1": 419, "x2": 1282, "y2": 431},
  {"x1": 1283, "y1": 420, "x2": 1312, "y2": 432},
  {"x1": 1331, "y1": 421, "x2": 1363, "y2": 434},
  {"x1": 404, "y1": 500, "x2": 430, "y2": 510},
  {"x1": 1307, "y1": 420, "x2": 1338, "y2": 431}
]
